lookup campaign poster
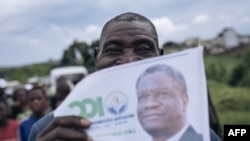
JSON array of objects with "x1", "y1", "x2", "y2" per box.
[{"x1": 54, "y1": 46, "x2": 210, "y2": 141}]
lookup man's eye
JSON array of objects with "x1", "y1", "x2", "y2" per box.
[
  {"x1": 138, "y1": 95, "x2": 146, "y2": 102},
  {"x1": 104, "y1": 48, "x2": 121, "y2": 55},
  {"x1": 136, "y1": 46, "x2": 155, "y2": 54},
  {"x1": 159, "y1": 92, "x2": 170, "y2": 98}
]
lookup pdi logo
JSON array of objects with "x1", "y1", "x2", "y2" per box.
[
  {"x1": 68, "y1": 91, "x2": 128, "y2": 119},
  {"x1": 68, "y1": 97, "x2": 105, "y2": 119},
  {"x1": 105, "y1": 91, "x2": 128, "y2": 115}
]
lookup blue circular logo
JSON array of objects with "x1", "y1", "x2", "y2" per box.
[{"x1": 105, "y1": 91, "x2": 128, "y2": 115}]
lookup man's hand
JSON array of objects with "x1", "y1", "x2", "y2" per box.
[{"x1": 37, "y1": 116, "x2": 91, "y2": 141}]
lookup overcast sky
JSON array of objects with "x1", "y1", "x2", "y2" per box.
[{"x1": 0, "y1": 0, "x2": 249, "y2": 67}]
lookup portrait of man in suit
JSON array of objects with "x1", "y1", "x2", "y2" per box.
[{"x1": 136, "y1": 64, "x2": 203, "y2": 141}]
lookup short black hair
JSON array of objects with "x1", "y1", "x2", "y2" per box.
[
  {"x1": 100, "y1": 12, "x2": 159, "y2": 48},
  {"x1": 12, "y1": 87, "x2": 27, "y2": 101},
  {"x1": 136, "y1": 64, "x2": 187, "y2": 93},
  {"x1": 0, "y1": 88, "x2": 4, "y2": 96},
  {"x1": 56, "y1": 81, "x2": 71, "y2": 96},
  {"x1": 28, "y1": 86, "x2": 47, "y2": 97}
]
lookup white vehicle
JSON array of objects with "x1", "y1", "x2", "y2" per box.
[
  {"x1": 4, "y1": 80, "x2": 20, "y2": 96},
  {"x1": 49, "y1": 66, "x2": 88, "y2": 95}
]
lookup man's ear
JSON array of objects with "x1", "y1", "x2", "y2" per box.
[
  {"x1": 182, "y1": 93, "x2": 189, "y2": 112},
  {"x1": 94, "y1": 47, "x2": 99, "y2": 59}
]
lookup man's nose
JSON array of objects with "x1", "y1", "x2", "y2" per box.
[
  {"x1": 116, "y1": 49, "x2": 140, "y2": 64},
  {"x1": 32, "y1": 99, "x2": 40, "y2": 104},
  {"x1": 144, "y1": 96, "x2": 160, "y2": 109}
]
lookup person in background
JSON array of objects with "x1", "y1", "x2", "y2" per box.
[
  {"x1": 50, "y1": 80, "x2": 72, "y2": 110},
  {"x1": 0, "y1": 78, "x2": 7, "y2": 100},
  {"x1": 0, "y1": 88, "x2": 5, "y2": 100},
  {"x1": 0, "y1": 98, "x2": 19, "y2": 141},
  {"x1": 19, "y1": 86, "x2": 48, "y2": 141},
  {"x1": 55, "y1": 81, "x2": 72, "y2": 108},
  {"x1": 72, "y1": 73, "x2": 85, "y2": 85},
  {"x1": 11, "y1": 87, "x2": 31, "y2": 120},
  {"x1": 49, "y1": 75, "x2": 73, "y2": 110},
  {"x1": 29, "y1": 12, "x2": 220, "y2": 141}
]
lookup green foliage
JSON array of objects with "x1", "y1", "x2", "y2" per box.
[
  {"x1": 205, "y1": 51, "x2": 250, "y2": 131},
  {"x1": 61, "y1": 50, "x2": 74, "y2": 65},
  {"x1": 0, "y1": 40, "x2": 100, "y2": 83},
  {"x1": 205, "y1": 48, "x2": 250, "y2": 87},
  {"x1": 242, "y1": 49, "x2": 250, "y2": 68},
  {"x1": 228, "y1": 64, "x2": 244, "y2": 86},
  {"x1": 206, "y1": 63, "x2": 227, "y2": 82},
  {"x1": 208, "y1": 80, "x2": 250, "y2": 130},
  {"x1": 0, "y1": 61, "x2": 59, "y2": 83},
  {"x1": 229, "y1": 49, "x2": 250, "y2": 87},
  {"x1": 60, "y1": 41, "x2": 95, "y2": 72},
  {"x1": 204, "y1": 55, "x2": 239, "y2": 83},
  {"x1": 90, "y1": 40, "x2": 99, "y2": 48},
  {"x1": 219, "y1": 97, "x2": 250, "y2": 111}
]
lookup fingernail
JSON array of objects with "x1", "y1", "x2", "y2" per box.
[{"x1": 80, "y1": 119, "x2": 90, "y2": 125}]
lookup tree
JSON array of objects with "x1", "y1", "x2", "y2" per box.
[
  {"x1": 229, "y1": 49, "x2": 250, "y2": 87},
  {"x1": 60, "y1": 40, "x2": 95, "y2": 72}
]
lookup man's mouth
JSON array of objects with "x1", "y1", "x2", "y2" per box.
[{"x1": 142, "y1": 113, "x2": 163, "y2": 120}]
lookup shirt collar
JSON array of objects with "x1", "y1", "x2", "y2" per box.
[{"x1": 167, "y1": 123, "x2": 189, "y2": 141}]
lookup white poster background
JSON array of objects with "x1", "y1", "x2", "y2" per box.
[{"x1": 54, "y1": 46, "x2": 210, "y2": 141}]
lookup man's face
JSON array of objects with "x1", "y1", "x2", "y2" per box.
[
  {"x1": 17, "y1": 89, "x2": 27, "y2": 103},
  {"x1": 95, "y1": 21, "x2": 160, "y2": 70},
  {"x1": 137, "y1": 72, "x2": 188, "y2": 135},
  {"x1": 28, "y1": 90, "x2": 46, "y2": 113}
]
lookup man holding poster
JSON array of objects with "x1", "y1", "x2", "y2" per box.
[
  {"x1": 136, "y1": 64, "x2": 203, "y2": 141},
  {"x1": 29, "y1": 12, "x2": 220, "y2": 141}
]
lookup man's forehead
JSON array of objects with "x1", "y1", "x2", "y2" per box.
[
  {"x1": 99, "y1": 21, "x2": 158, "y2": 51},
  {"x1": 137, "y1": 72, "x2": 186, "y2": 95},
  {"x1": 139, "y1": 72, "x2": 174, "y2": 84},
  {"x1": 103, "y1": 21, "x2": 156, "y2": 37}
]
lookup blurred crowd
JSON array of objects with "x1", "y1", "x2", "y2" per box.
[{"x1": 0, "y1": 77, "x2": 80, "y2": 141}]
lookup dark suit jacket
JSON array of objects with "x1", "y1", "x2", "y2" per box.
[{"x1": 179, "y1": 125, "x2": 203, "y2": 141}]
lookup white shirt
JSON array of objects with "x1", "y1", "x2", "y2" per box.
[{"x1": 167, "y1": 123, "x2": 189, "y2": 141}]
